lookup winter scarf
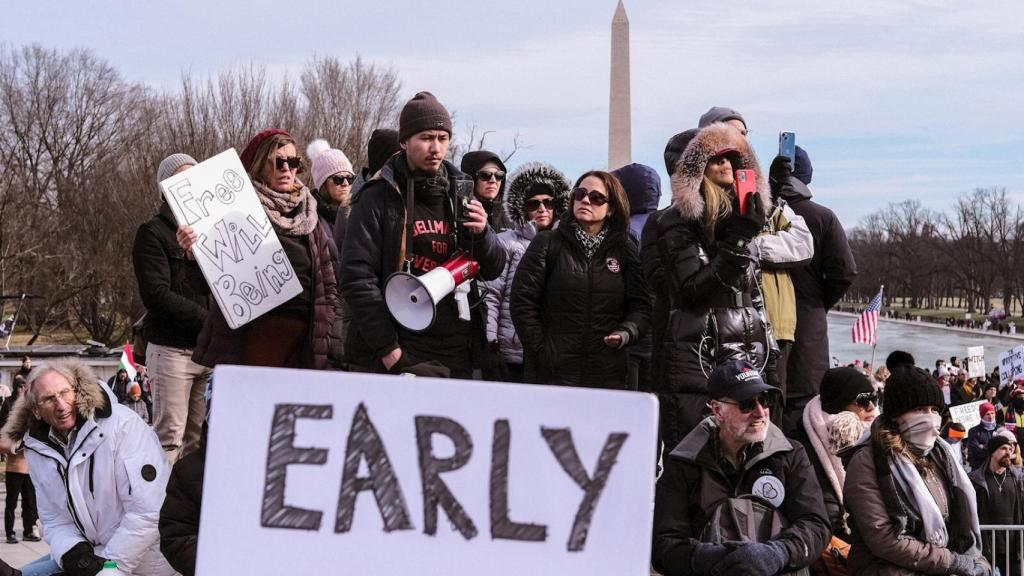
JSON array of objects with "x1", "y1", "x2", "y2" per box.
[
  {"x1": 253, "y1": 178, "x2": 318, "y2": 237},
  {"x1": 803, "y1": 397, "x2": 849, "y2": 506},
  {"x1": 573, "y1": 223, "x2": 607, "y2": 260},
  {"x1": 888, "y1": 440, "x2": 977, "y2": 548}
]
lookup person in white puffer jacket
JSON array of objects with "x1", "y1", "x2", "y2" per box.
[
  {"x1": 481, "y1": 162, "x2": 571, "y2": 382},
  {"x1": 0, "y1": 360, "x2": 173, "y2": 576}
]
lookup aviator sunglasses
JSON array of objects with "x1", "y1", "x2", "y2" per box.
[
  {"x1": 717, "y1": 391, "x2": 773, "y2": 414},
  {"x1": 572, "y1": 187, "x2": 609, "y2": 206},
  {"x1": 330, "y1": 174, "x2": 356, "y2": 186},
  {"x1": 525, "y1": 198, "x2": 556, "y2": 212},
  {"x1": 273, "y1": 156, "x2": 303, "y2": 171},
  {"x1": 475, "y1": 170, "x2": 505, "y2": 182}
]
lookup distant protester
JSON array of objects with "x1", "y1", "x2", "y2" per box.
[{"x1": 461, "y1": 150, "x2": 513, "y2": 232}]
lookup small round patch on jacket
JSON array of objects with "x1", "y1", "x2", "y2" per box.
[
  {"x1": 606, "y1": 257, "x2": 621, "y2": 273},
  {"x1": 141, "y1": 464, "x2": 157, "y2": 482},
  {"x1": 751, "y1": 474, "x2": 785, "y2": 508}
]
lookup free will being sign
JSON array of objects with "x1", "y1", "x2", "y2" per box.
[{"x1": 196, "y1": 367, "x2": 658, "y2": 575}]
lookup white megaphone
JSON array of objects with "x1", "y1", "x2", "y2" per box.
[{"x1": 385, "y1": 252, "x2": 481, "y2": 332}]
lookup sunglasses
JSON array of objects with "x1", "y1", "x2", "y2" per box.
[
  {"x1": 855, "y1": 392, "x2": 879, "y2": 407},
  {"x1": 525, "y1": 198, "x2": 556, "y2": 212},
  {"x1": 572, "y1": 187, "x2": 609, "y2": 206},
  {"x1": 718, "y1": 392, "x2": 773, "y2": 414},
  {"x1": 273, "y1": 156, "x2": 302, "y2": 171},
  {"x1": 330, "y1": 174, "x2": 356, "y2": 186},
  {"x1": 476, "y1": 170, "x2": 505, "y2": 182}
]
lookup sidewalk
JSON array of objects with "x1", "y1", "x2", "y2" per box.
[
  {"x1": 831, "y1": 311, "x2": 1024, "y2": 342},
  {"x1": 0, "y1": 475, "x2": 49, "y2": 569}
]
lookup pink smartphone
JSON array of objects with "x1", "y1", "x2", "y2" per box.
[{"x1": 735, "y1": 169, "x2": 757, "y2": 215}]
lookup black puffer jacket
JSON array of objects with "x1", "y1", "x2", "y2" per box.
[
  {"x1": 340, "y1": 153, "x2": 506, "y2": 370},
  {"x1": 132, "y1": 202, "x2": 210, "y2": 348},
  {"x1": 159, "y1": 426, "x2": 206, "y2": 576},
  {"x1": 510, "y1": 220, "x2": 650, "y2": 389},
  {"x1": 654, "y1": 123, "x2": 778, "y2": 396}
]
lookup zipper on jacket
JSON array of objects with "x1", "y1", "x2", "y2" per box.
[
  {"x1": 26, "y1": 425, "x2": 99, "y2": 541},
  {"x1": 88, "y1": 455, "x2": 95, "y2": 496}
]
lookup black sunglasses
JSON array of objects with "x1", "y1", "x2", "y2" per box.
[
  {"x1": 524, "y1": 198, "x2": 556, "y2": 212},
  {"x1": 718, "y1": 391, "x2": 773, "y2": 414},
  {"x1": 273, "y1": 156, "x2": 302, "y2": 171},
  {"x1": 855, "y1": 392, "x2": 879, "y2": 407},
  {"x1": 572, "y1": 187, "x2": 609, "y2": 206},
  {"x1": 330, "y1": 174, "x2": 356, "y2": 186},
  {"x1": 475, "y1": 170, "x2": 505, "y2": 182}
]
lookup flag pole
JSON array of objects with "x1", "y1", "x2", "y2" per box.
[
  {"x1": 868, "y1": 285, "x2": 884, "y2": 370},
  {"x1": 4, "y1": 293, "x2": 26, "y2": 350}
]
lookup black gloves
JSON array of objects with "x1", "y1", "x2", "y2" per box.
[
  {"x1": 61, "y1": 542, "x2": 106, "y2": 576},
  {"x1": 769, "y1": 154, "x2": 792, "y2": 189},
  {"x1": 715, "y1": 540, "x2": 790, "y2": 576},
  {"x1": 724, "y1": 191, "x2": 767, "y2": 246},
  {"x1": 690, "y1": 542, "x2": 741, "y2": 575}
]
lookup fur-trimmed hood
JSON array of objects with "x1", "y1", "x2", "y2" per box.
[
  {"x1": 0, "y1": 360, "x2": 108, "y2": 445},
  {"x1": 502, "y1": 162, "x2": 572, "y2": 228},
  {"x1": 670, "y1": 122, "x2": 770, "y2": 222}
]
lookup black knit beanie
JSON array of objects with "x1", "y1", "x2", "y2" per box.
[
  {"x1": 366, "y1": 128, "x2": 400, "y2": 176},
  {"x1": 819, "y1": 367, "x2": 875, "y2": 414},
  {"x1": 883, "y1": 366, "x2": 945, "y2": 418},
  {"x1": 885, "y1": 350, "x2": 916, "y2": 372},
  {"x1": 399, "y1": 92, "x2": 452, "y2": 141},
  {"x1": 988, "y1": 434, "x2": 1014, "y2": 457}
]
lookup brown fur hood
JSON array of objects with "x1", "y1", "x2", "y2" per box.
[
  {"x1": 670, "y1": 122, "x2": 770, "y2": 221},
  {"x1": 0, "y1": 360, "x2": 108, "y2": 445}
]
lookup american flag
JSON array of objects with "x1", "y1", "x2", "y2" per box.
[{"x1": 852, "y1": 287, "x2": 884, "y2": 345}]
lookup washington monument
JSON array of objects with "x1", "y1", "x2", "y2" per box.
[{"x1": 608, "y1": 0, "x2": 631, "y2": 170}]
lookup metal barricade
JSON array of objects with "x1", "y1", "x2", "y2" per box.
[{"x1": 981, "y1": 524, "x2": 1024, "y2": 576}]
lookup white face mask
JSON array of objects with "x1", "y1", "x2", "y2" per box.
[{"x1": 898, "y1": 412, "x2": 942, "y2": 455}]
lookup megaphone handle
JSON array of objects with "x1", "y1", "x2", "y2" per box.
[{"x1": 455, "y1": 283, "x2": 471, "y2": 321}]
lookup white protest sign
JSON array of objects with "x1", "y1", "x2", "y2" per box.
[
  {"x1": 967, "y1": 346, "x2": 986, "y2": 379},
  {"x1": 160, "y1": 149, "x2": 301, "y2": 329},
  {"x1": 999, "y1": 345, "x2": 1024, "y2": 387},
  {"x1": 949, "y1": 400, "x2": 983, "y2": 431},
  {"x1": 197, "y1": 367, "x2": 659, "y2": 576}
]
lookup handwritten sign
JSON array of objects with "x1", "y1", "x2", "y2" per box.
[
  {"x1": 160, "y1": 149, "x2": 301, "y2": 329},
  {"x1": 949, "y1": 400, "x2": 983, "y2": 431},
  {"x1": 999, "y1": 345, "x2": 1024, "y2": 387},
  {"x1": 196, "y1": 366, "x2": 659, "y2": 575},
  {"x1": 967, "y1": 346, "x2": 986, "y2": 379}
]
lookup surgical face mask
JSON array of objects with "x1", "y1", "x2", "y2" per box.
[{"x1": 898, "y1": 412, "x2": 942, "y2": 455}]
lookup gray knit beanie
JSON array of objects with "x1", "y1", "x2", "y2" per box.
[{"x1": 157, "y1": 153, "x2": 198, "y2": 185}]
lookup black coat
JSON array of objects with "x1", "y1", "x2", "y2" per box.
[
  {"x1": 779, "y1": 178, "x2": 856, "y2": 402},
  {"x1": 159, "y1": 429, "x2": 205, "y2": 576},
  {"x1": 132, "y1": 203, "x2": 210, "y2": 348},
  {"x1": 509, "y1": 224, "x2": 650, "y2": 389},
  {"x1": 652, "y1": 420, "x2": 831, "y2": 576},
  {"x1": 340, "y1": 154, "x2": 506, "y2": 370}
]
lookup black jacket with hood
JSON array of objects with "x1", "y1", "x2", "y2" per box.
[
  {"x1": 460, "y1": 150, "x2": 513, "y2": 232},
  {"x1": 510, "y1": 209, "x2": 651, "y2": 389},
  {"x1": 778, "y1": 175, "x2": 856, "y2": 405},
  {"x1": 340, "y1": 152, "x2": 506, "y2": 371},
  {"x1": 653, "y1": 123, "x2": 779, "y2": 397},
  {"x1": 652, "y1": 418, "x2": 830, "y2": 576}
]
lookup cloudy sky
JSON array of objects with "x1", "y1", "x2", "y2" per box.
[{"x1": 4, "y1": 1, "x2": 1022, "y2": 226}]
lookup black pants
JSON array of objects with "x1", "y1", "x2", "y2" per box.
[{"x1": 4, "y1": 471, "x2": 37, "y2": 536}]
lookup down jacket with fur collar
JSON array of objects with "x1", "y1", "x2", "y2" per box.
[
  {"x1": 0, "y1": 362, "x2": 174, "y2": 575},
  {"x1": 652, "y1": 123, "x2": 779, "y2": 431},
  {"x1": 482, "y1": 163, "x2": 572, "y2": 367}
]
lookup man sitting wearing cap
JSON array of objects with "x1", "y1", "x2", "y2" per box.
[
  {"x1": 652, "y1": 360, "x2": 829, "y2": 576},
  {"x1": 969, "y1": 430, "x2": 1024, "y2": 576},
  {"x1": 340, "y1": 91, "x2": 505, "y2": 378},
  {"x1": 967, "y1": 401, "x2": 999, "y2": 471}
]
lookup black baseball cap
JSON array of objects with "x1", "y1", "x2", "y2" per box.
[{"x1": 708, "y1": 360, "x2": 774, "y2": 401}]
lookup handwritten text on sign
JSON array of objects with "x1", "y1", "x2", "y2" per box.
[
  {"x1": 160, "y1": 149, "x2": 301, "y2": 329},
  {"x1": 967, "y1": 346, "x2": 986, "y2": 379},
  {"x1": 196, "y1": 367, "x2": 658, "y2": 575},
  {"x1": 999, "y1": 345, "x2": 1024, "y2": 387}
]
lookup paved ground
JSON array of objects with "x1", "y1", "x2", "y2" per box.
[{"x1": 0, "y1": 477, "x2": 49, "y2": 570}]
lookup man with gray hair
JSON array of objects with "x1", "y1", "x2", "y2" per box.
[
  {"x1": 0, "y1": 360, "x2": 173, "y2": 575},
  {"x1": 132, "y1": 153, "x2": 211, "y2": 464}
]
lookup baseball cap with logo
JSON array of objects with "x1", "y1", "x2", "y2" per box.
[{"x1": 708, "y1": 360, "x2": 775, "y2": 401}]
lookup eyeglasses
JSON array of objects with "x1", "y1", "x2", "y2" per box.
[
  {"x1": 855, "y1": 392, "x2": 879, "y2": 407},
  {"x1": 330, "y1": 174, "x2": 356, "y2": 186},
  {"x1": 273, "y1": 156, "x2": 302, "y2": 171},
  {"x1": 38, "y1": 387, "x2": 74, "y2": 409},
  {"x1": 572, "y1": 188, "x2": 609, "y2": 206},
  {"x1": 475, "y1": 170, "x2": 505, "y2": 182},
  {"x1": 525, "y1": 198, "x2": 556, "y2": 212},
  {"x1": 717, "y1": 392, "x2": 773, "y2": 414}
]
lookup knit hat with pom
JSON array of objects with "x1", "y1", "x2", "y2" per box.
[{"x1": 307, "y1": 139, "x2": 353, "y2": 190}]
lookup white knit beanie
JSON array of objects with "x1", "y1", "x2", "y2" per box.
[{"x1": 307, "y1": 139, "x2": 353, "y2": 190}]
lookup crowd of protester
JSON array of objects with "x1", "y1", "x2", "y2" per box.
[{"x1": 0, "y1": 92, "x2": 1014, "y2": 576}]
